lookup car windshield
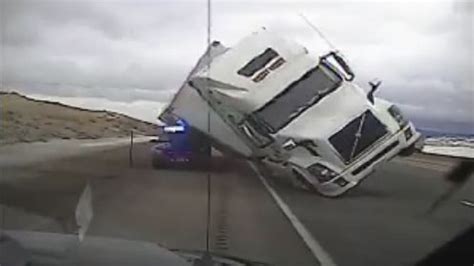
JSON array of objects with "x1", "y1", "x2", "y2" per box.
[{"x1": 253, "y1": 64, "x2": 342, "y2": 133}]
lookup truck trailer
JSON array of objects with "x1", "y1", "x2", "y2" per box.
[{"x1": 159, "y1": 30, "x2": 422, "y2": 197}]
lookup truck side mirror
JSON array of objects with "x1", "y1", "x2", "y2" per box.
[
  {"x1": 333, "y1": 53, "x2": 354, "y2": 81},
  {"x1": 367, "y1": 80, "x2": 382, "y2": 104},
  {"x1": 322, "y1": 52, "x2": 355, "y2": 81}
]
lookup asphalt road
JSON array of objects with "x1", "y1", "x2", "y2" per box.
[
  {"x1": 1, "y1": 140, "x2": 473, "y2": 265},
  {"x1": 0, "y1": 141, "x2": 316, "y2": 265},
  {"x1": 266, "y1": 156, "x2": 474, "y2": 266}
]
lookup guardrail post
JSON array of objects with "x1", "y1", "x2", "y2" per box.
[{"x1": 129, "y1": 130, "x2": 134, "y2": 168}]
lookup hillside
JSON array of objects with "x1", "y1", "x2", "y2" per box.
[{"x1": 1, "y1": 91, "x2": 158, "y2": 145}]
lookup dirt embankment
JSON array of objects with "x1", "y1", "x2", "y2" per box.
[{"x1": 1, "y1": 91, "x2": 158, "y2": 145}]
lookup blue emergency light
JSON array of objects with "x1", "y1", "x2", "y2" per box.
[{"x1": 164, "y1": 125, "x2": 185, "y2": 133}]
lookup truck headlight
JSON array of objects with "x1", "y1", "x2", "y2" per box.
[
  {"x1": 307, "y1": 163, "x2": 338, "y2": 183},
  {"x1": 404, "y1": 126, "x2": 413, "y2": 140},
  {"x1": 388, "y1": 105, "x2": 408, "y2": 128},
  {"x1": 334, "y1": 177, "x2": 349, "y2": 187}
]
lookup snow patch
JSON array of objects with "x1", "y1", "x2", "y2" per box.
[{"x1": 422, "y1": 136, "x2": 474, "y2": 159}]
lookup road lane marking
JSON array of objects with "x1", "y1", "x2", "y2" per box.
[
  {"x1": 402, "y1": 157, "x2": 455, "y2": 167},
  {"x1": 249, "y1": 162, "x2": 337, "y2": 266},
  {"x1": 397, "y1": 160, "x2": 449, "y2": 172},
  {"x1": 461, "y1": 200, "x2": 474, "y2": 208},
  {"x1": 391, "y1": 158, "x2": 451, "y2": 172}
]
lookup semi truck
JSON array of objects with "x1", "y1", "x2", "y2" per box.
[{"x1": 158, "y1": 30, "x2": 422, "y2": 197}]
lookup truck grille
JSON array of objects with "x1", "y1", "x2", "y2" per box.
[
  {"x1": 351, "y1": 141, "x2": 399, "y2": 175},
  {"x1": 329, "y1": 111, "x2": 388, "y2": 164}
]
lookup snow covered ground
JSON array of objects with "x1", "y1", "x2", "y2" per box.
[{"x1": 422, "y1": 136, "x2": 474, "y2": 159}]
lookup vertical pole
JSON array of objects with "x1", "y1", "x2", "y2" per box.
[
  {"x1": 129, "y1": 130, "x2": 134, "y2": 168},
  {"x1": 205, "y1": 0, "x2": 212, "y2": 255},
  {"x1": 1, "y1": 205, "x2": 5, "y2": 233}
]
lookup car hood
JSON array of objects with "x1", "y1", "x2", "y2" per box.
[{"x1": 1, "y1": 230, "x2": 268, "y2": 266}]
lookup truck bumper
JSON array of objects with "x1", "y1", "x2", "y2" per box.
[{"x1": 315, "y1": 124, "x2": 422, "y2": 197}]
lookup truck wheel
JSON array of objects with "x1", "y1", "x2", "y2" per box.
[
  {"x1": 399, "y1": 144, "x2": 416, "y2": 156},
  {"x1": 292, "y1": 169, "x2": 317, "y2": 192}
]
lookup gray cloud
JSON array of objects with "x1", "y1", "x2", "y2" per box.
[
  {"x1": 1, "y1": 0, "x2": 208, "y2": 101},
  {"x1": 1, "y1": 0, "x2": 472, "y2": 132}
]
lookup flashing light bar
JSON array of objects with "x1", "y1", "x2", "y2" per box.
[{"x1": 164, "y1": 125, "x2": 185, "y2": 133}]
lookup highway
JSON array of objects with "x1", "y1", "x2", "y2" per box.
[{"x1": 1, "y1": 140, "x2": 473, "y2": 265}]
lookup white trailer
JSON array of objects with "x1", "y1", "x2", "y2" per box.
[
  {"x1": 159, "y1": 42, "x2": 254, "y2": 158},
  {"x1": 161, "y1": 31, "x2": 422, "y2": 197}
]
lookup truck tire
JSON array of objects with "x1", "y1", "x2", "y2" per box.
[
  {"x1": 291, "y1": 169, "x2": 317, "y2": 192},
  {"x1": 399, "y1": 144, "x2": 416, "y2": 156}
]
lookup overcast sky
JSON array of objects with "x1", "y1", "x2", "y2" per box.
[{"x1": 1, "y1": 0, "x2": 473, "y2": 133}]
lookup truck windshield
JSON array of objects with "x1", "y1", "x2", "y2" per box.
[
  {"x1": 238, "y1": 115, "x2": 274, "y2": 148},
  {"x1": 253, "y1": 64, "x2": 342, "y2": 133}
]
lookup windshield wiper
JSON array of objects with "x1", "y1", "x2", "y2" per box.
[{"x1": 349, "y1": 112, "x2": 366, "y2": 161}]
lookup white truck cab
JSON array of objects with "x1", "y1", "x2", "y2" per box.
[{"x1": 185, "y1": 31, "x2": 421, "y2": 196}]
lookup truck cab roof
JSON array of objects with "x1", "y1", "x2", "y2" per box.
[{"x1": 192, "y1": 31, "x2": 324, "y2": 113}]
